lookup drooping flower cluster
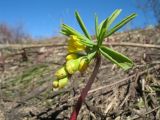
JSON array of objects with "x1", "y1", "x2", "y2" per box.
[
  {"x1": 53, "y1": 35, "x2": 90, "y2": 89},
  {"x1": 55, "y1": 10, "x2": 136, "y2": 120}
]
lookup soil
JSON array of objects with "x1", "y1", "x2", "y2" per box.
[{"x1": 0, "y1": 28, "x2": 160, "y2": 120}]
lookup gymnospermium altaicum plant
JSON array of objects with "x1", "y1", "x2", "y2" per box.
[{"x1": 53, "y1": 9, "x2": 137, "y2": 120}]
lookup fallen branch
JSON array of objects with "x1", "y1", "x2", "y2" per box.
[
  {"x1": 1, "y1": 42, "x2": 160, "y2": 49},
  {"x1": 0, "y1": 44, "x2": 66, "y2": 49},
  {"x1": 105, "y1": 42, "x2": 160, "y2": 49}
]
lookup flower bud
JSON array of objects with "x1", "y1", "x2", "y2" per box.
[
  {"x1": 65, "y1": 59, "x2": 80, "y2": 74},
  {"x1": 66, "y1": 54, "x2": 78, "y2": 61},
  {"x1": 55, "y1": 67, "x2": 68, "y2": 79},
  {"x1": 53, "y1": 80, "x2": 59, "y2": 88},
  {"x1": 78, "y1": 57, "x2": 89, "y2": 72},
  {"x1": 58, "y1": 77, "x2": 68, "y2": 88}
]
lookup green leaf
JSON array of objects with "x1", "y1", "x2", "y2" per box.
[
  {"x1": 78, "y1": 37, "x2": 96, "y2": 47},
  {"x1": 61, "y1": 24, "x2": 81, "y2": 36},
  {"x1": 61, "y1": 24, "x2": 95, "y2": 47},
  {"x1": 75, "y1": 11, "x2": 92, "y2": 40},
  {"x1": 106, "y1": 13, "x2": 137, "y2": 37},
  {"x1": 87, "y1": 51, "x2": 97, "y2": 61},
  {"x1": 100, "y1": 46, "x2": 133, "y2": 70},
  {"x1": 107, "y1": 9, "x2": 122, "y2": 30},
  {"x1": 97, "y1": 9, "x2": 121, "y2": 46},
  {"x1": 95, "y1": 15, "x2": 99, "y2": 40},
  {"x1": 98, "y1": 18, "x2": 108, "y2": 45}
]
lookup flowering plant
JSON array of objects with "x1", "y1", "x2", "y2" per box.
[{"x1": 53, "y1": 9, "x2": 136, "y2": 120}]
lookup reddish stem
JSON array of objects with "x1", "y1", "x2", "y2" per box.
[{"x1": 70, "y1": 55, "x2": 101, "y2": 120}]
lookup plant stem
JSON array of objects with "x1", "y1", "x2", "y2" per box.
[{"x1": 70, "y1": 54, "x2": 101, "y2": 120}]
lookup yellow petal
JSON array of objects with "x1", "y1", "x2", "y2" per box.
[
  {"x1": 67, "y1": 35, "x2": 86, "y2": 53},
  {"x1": 70, "y1": 35, "x2": 78, "y2": 40},
  {"x1": 67, "y1": 44, "x2": 77, "y2": 52},
  {"x1": 68, "y1": 45, "x2": 85, "y2": 53},
  {"x1": 78, "y1": 57, "x2": 89, "y2": 72},
  {"x1": 58, "y1": 77, "x2": 68, "y2": 88},
  {"x1": 66, "y1": 54, "x2": 78, "y2": 61},
  {"x1": 68, "y1": 39, "x2": 84, "y2": 48},
  {"x1": 55, "y1": 67, "x2": 68, "y2": 79},
  {"x1": 53, "y1": 80, "x2": 59, "y2": 88},
  {"x1": 65, "y1": 59, "x2": 80, "y2": 74}
]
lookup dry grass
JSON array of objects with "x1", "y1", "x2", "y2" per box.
[{"x1": 0, "y1": 28, "x2": 160, "y2": 120}]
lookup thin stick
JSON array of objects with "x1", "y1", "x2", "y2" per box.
[
  {"x1": 89, "y1": 64, "x2": 160, "y2": 93},
  {"x1": 1, "y1": 42, "x2": 160, "y2": 49},
  {"x1": 104, "y1": 42, "x2": 160, "y2": 49},
  {"x1": 0, "y1": 44, "x2": 66, "y2": 49}
]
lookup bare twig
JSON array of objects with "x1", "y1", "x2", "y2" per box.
[
  {"x1": 89, "y1": 64, "x2": 160, "y2": 94},
  {"x1": 1, "y1": 42, "x2": 160, "y2": 49},
  {"x1": 131, "y1": 106, "x2": 160, "y2": 120},
  {"x1": 0, "y1": 44, "x2": 67, "y2": 49},
  {"x1": 104, "y1": 42, "x2": 160, "y2": 49}
]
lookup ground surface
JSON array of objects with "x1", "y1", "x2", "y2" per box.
[{"x1": 0, "y1": 28, "x2": 160, "y2": 120}]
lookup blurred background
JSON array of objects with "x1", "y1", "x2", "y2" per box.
[{"x1": 0, "y1": 0, "x2": 159, "y2": 43}]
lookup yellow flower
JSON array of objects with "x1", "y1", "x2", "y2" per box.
[
  {"x1": 66, "y1": 53, "x2": 78, "y2": 61},
  {"x1": 53, "y1": 77, "x2": 68, "y2": 89},
  {"x1": 68, "y1": 35, "x2": 86, "y2": 53},
  {"x1": 53, "y1": 80, "x2": 59, "y2": 88},
  {"x1": 78, "y1": 57, "x2": 89, "y2": 72},
  {"x1": 65, "y1": 58, "x2": 80, "y2": 74},
  {"x1": 58, "y1": 77, "x2": 68, "y2": 88},
  {"x1": 55, "y1": 67, "x2": 68, "y2": 79}
]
